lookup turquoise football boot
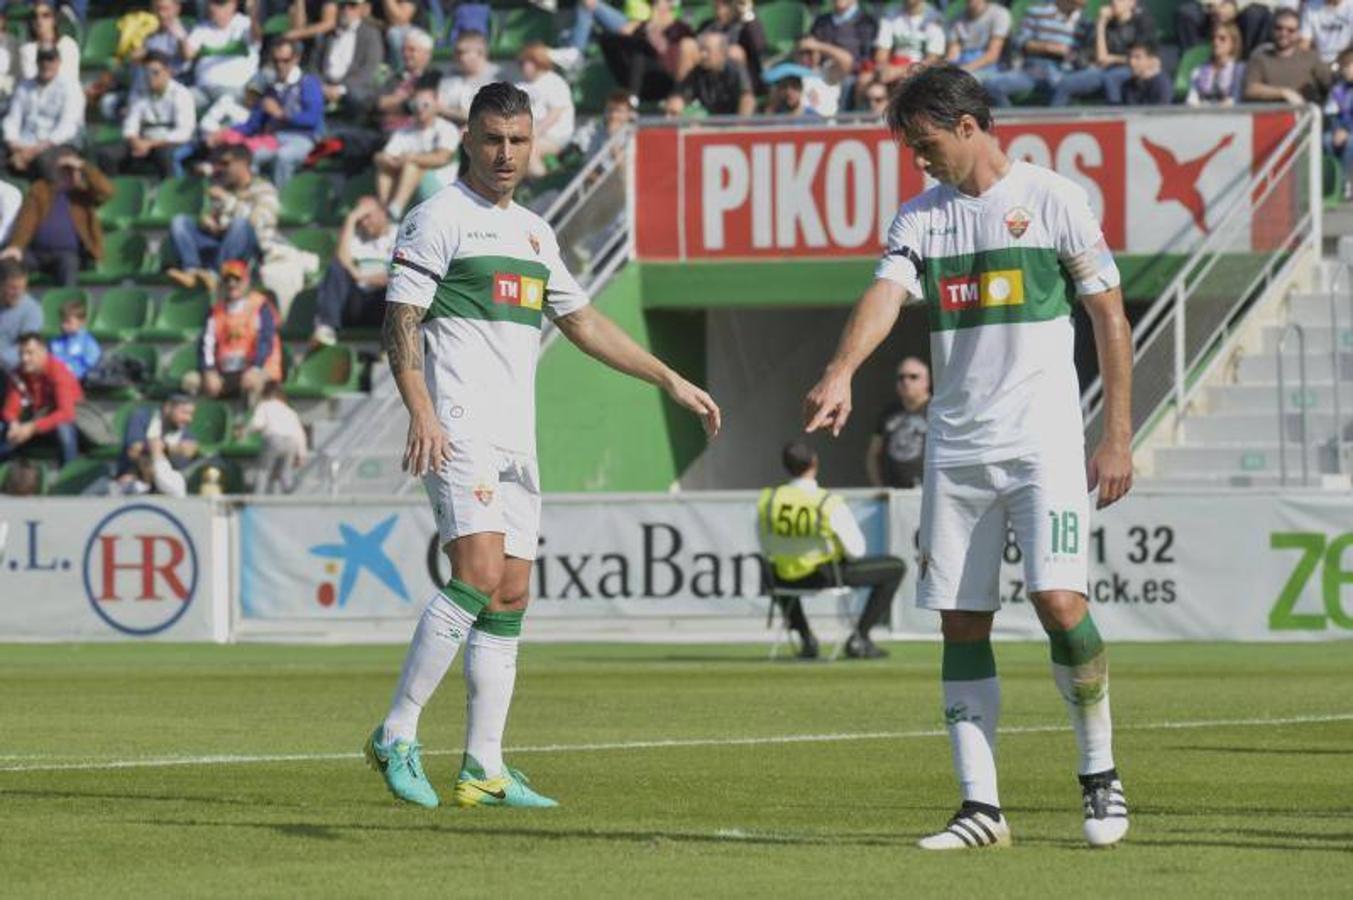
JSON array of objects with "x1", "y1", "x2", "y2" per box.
[
  {"x1": 453, "y1": 754, "x2": 558, "y2": 808},
  {"x1": 363, "y1": 726, "x2": 440, "y2": 808}
]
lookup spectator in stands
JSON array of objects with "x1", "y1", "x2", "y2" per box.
[
  {"x1": 1122, "y1": 40, "x2": 1171, "y2": 104},
  {"x1": 599, "y1": 0, "x2": 699, "y2": 104},
  {"x1": 0, "y1": 259, "x2": 41, "y2": 371},
  {"x1": 0, "y1": 331, "x2": 81, "y2": 465},
  {"x1": 136, "y1": 0, "x2": 193, "y2": 81},
  {"x1": 758, "y1": 440, "x2": 906, "y2": 660},
  {"x1": 781, "y1": 43, "x2": 846, "y2": 116},
  {"x1": 312, "y1": 196, "x2": 393, "y2": 345},
  {"x1": 863, "y1": 80, "x2": 890, "y2": 118},
  {"x1": 570, "y1": 89, "x2": 636, "y2": 166},
  {"x1": 668, "y1": 31, "x2": 756, "y2": 118},
  {"x1": 115, "y1": 393, "x2": 198, "y2": 498},
  {"x1": 167, "y1": 144, "x2": 279, "y2": 289},
  {"x1": 866, "y1": 357, "x2": 929, "y2": 489},
  {"x1": 240, "y1": 380, "x2": 307, "y2": 494},
  {"x1": 426, "y1": 0, "x2": 492, "y2": 54},
  {"x1": 377, "y1": 27, "x2": 438, "y2": 132},
  {"x1": 1187, "y1": 22, "x2": 1246, "y2": 105},
  {"x1": 318, "y1": 0, "x2": 385, "y2": 119},
  {"x1": 97, "y1": 51, "x2": 197, "y2": 179},
  {"x1": 872, "y1": 0, "x2": 946, "y2": 91},
  {"x1": 0, "y1": 182, "x2": 18, "y2": 245},
  {"x1": 185, "y1": 0, "x2": 260, "y2": 106},
  {"x1": 559, "y1": 0, "x2": 644, "y2": 74},
  {"x1": 0, "y1": 458, "x2": 42, "y2": 495},
  {"x1": 2, "y1": 149, "x2": 111, "y2": 287},
  {"x1": 374, "y1": 84, "x2": 458, "y2": 220},
  {"x1": 47, "y1": 301, "x2": 99, "y2": 382},
  {"x1": 0, "y1": 9, "x2": 21, "y2": 112},
  {"x1": 20, "y1": 0, "x2": 79, "y2": 85},
  {"x1": 517, "y1": 43, "x2": 577, "y2": 177},
  {"x1": 216, "y1": 37, "x2": 322, "y2": 189},
  {"x1": 946, "y1": 0, "x2": 1011, "y2": 76},
  {"x1": 1325, "y1": 48, "x2": 1353, "y2": 199},
  {"x1": 284, "y1": 0, "x2": 338, "y2": 45},
  {"x1": 1245, "y1": 9, "x2": 1331, "y2": 105},
  {"x1": 802, "y1": 0, "x2": 879, "y2": 95},
  {"x1": 437, "y1": 29, "x2": 498, "y2": 125},
  {"x1": 767, "y1": 72, "x2": 819, "y2": 117},
  {"x1": 1177, "y1": 0, "x2": 1268, "y2": 55},
  {"x1": 982, "y1": 0, "x2": 1088, "y2": 107},
  {"x1": 697, "y1": 0, "x2": 769, "y2": 95},
  {"x1": 1, "y1": 47, "x2": 84, "y2": 176},
  {"x1": 380, "y1": 0, "x2": 419, "y2": 62},
  {"x1": 1051, "y1": 0, "x2": 1156, "y2": 106},
  {"x1": 1302, "y1": 0, "x2": 1353, "y2": 66},
  {"x1": 185, "y1": 258, "x2": 281, "y2": 406}
]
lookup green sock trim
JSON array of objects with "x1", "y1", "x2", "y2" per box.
[
  {"x1": 474, "y1": 609, "x2": 524, "y2": 638},
  {"x1": 443, "y1": 579, "x2": 490, "y2": 617},
  {"x1": 941, "y1": 639, "x2": 996, "y2": 681},
  {"x1": 1047, "y1": 612, "x2": 1104, "y2": 667}
]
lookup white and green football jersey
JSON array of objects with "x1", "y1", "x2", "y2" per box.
[
  {"x1": 875, "y1": 160, "x2": 1120, "y2": 467},
  {"x1": 386, "y1": 180, "x2": 589, "y2": 456}
]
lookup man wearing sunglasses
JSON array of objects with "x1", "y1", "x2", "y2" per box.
[
  {"x1": 867, "y1": 356, "x2": 930, "y2": 490},
  {"x1": 184, "y1": 258, "x2": 281, "y2": 407},
  {"x1": 1244, "y1": 7, "x2": 1331, "y2": 104}
]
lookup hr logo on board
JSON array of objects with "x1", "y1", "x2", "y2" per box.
[{"x1": 82, "y1": 504, "x2": 198, "y2": 636}]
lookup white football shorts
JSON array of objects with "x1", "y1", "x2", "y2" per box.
[
  {"x1": 916, "y1": 453, "x2": 1089, "y2": 612},
  {"x1": 423, "y1": 436, "x2": 542, "y2": 561}
]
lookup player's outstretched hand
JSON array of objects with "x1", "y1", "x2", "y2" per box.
[
  {"x1": 666, "y1": 377, "x2": 722, "y2": 437},
  {"x1": 1087, "y1": 439, "x2": 1133, "y2": 509},
  {"x1": 803, "y1": 369, "x2": 852, "y2": 437},
  {"x1": 403, "y1": 412, "x2": 453, "y2": 477}
]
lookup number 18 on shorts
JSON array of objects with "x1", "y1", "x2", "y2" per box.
[{"x1": 916, "y1": 455, "x2": 1090, "y2": 612}]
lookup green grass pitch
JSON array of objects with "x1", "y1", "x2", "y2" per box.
[{"x1": 0, "y1": 641, "x2": 1349, "y2": 898}]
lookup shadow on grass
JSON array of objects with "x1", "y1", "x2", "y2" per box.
[
  {"x1": 0, "y1": 787, "x2": 285, "y2": 808},
  {"x1": 1169, "y1": 745, "x2": 1353, "y2": 757}
]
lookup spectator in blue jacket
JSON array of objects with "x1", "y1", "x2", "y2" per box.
[
  {"x1": 47, "y1": 299, "x2": 100, "y2": 381},
  {"x1": 220, "y1": 37, "x2": 322, "y2": 188},
  {"x1": 1325, "y1": 48, "x2": 1353, "y2": 200}
]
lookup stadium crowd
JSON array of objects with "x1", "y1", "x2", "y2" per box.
[{"x1": 0, "y1": 0, "x2": 1350, "y2": 496}]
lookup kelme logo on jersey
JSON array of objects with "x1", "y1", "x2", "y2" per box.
[
  {"x1": 492, "y1": 272, "x2": 545, "y2": 311},
  {"x1": 937, "y1": 270, "x2": 1025, "y2": 312}
]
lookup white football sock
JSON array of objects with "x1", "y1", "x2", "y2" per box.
[
  {"x1": 463, "y1": 628, "x2": 519, "y2": 778},
  {"x1": 382, "y1": 592, "x2": 478, "y2": 744},
  {"x1": 1052, "y1": 660, "x2": 1115, "y2": 775},
  {"x1": 943, "y1": 676, "x2": 1002, "y2": 808}
]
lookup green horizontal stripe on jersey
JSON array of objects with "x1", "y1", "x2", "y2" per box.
[
  {"x1": 425, "y1": 254, "x2": 552, "y2": 328},
  {"x1": 923, "y1": 245, "x2": 1074, "y2": 333}
]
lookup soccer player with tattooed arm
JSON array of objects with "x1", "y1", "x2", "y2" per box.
[
  {"x1": 364, "y1": 82, "x2": 721, "y2": 810},
  {"x1": 803, "y1": 66, "x2": 1134, "y2": 850}
]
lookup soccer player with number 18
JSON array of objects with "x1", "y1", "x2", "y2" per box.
[{"x1": 804, "y1": 66, "x2": 1135, "y2": 850}]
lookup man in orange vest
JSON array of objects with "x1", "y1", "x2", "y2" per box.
[{"x1": 183, "y1": 258, "x2": 281, "y2": 406}]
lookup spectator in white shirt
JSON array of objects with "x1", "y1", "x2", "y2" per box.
[
  {"x1": 374, "y1": 83, "x2": 459, "y2": 219},
  {"x1": 1, "y1": 47, "x2": 83, "y2": 176},
  {"x1": 185, "y1": 0, "x2": 260, "y2": 106},
  {"x1": 311, "y1": 196, "x2": 396, "y2": 345},
  {"x1": 240, "y1": 380, "x2": 307, "y2": 495},
  {"x1": 871, "y1": 0, "x2": 946, "y2": 90},
  {"x1": 95, "y1": 52, "x2": 196, "y2": 178},
  {"x1": 19, "y1": 0, "x2": 79, "y2": 85},
  {"x1": 317, "y1": 0, "x2": 385, "y2": 118},
  {"x1": 516, "y1": 42, "x2": 576, "y2": 178},
  {"x1": 437, "y1": 29, "x2": 499, "y2": 125},
  {"x1": 1301, "y1": 0, "x2": 1353, "y2": 65}
]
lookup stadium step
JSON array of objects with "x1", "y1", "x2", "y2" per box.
[
  {"x1": 1283, "y1": 292, "x2": 1353, "y2": 327},
  {"x1": 1258, "y1": 324, "x2": 1353, "y2": 355},
  {"x1": 1153, "y1": 442, "x2": 1338, "y2": 479},
  {"x1": 1181, "y1": 412, "x2": 1344, "y2": 445},
  {"x1": 1206, "y1": 382, "x2": 1353, "y2": 414},
  {"x1": 1236, "y1": 351, "x2": 1353, "y2": 383}
]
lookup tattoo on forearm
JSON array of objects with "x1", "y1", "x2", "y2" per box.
[{"x1": 383, "y1": 303, "x2": 424, "y2": 373}]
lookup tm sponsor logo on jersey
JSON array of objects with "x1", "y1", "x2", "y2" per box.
[
  {"x1": 937, "y1": 270, "x2": 1025, "y2": 312},
  {"x1": 492, "y1": 272, "x2": 544, "y2": 310}
]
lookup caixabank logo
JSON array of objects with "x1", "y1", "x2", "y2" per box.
[{"x1": 82, "y1": 504, "x2": 198, "y2": 636}]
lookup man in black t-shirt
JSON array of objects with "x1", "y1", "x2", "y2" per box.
[
  {"x1": 866, "y1": 357, "x2": 930, "y2": 488},
  {"x1": 667, "y1": 31, "x2": 755, "y2": 115}
]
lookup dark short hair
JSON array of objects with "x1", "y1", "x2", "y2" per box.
[
  {"x1": 886, "y1": 65, "x2": 992, "y2": 139},
  {"x1": 261, "y1": 380, "x2": 285, "y2": 400},
  {"x1": 781, "y1": 440, "x2": 817, "y2": 478},
  {"x1": 1127, "y1": 40, "x2": 1158, "y2": 56},
  {"x1": 270, "y1": 36, "x2": 299, "y2": 59},
  {"x1": 166, "y1": 392, "x2": 194, "y2": 406},
  {"x1": 605, "y1": 89, "x2": 633, "y2": 109},
  {"x1": 1273, "y1": 7, "x2": 1300, "y2": 27},
  {"x1": 0, "y1": 258, "x2": 26, "y2": 281},
  {"x1": 456, "y1": 28, "x2": 487, "y2": 48},
  {"x1": 776, "y1": 74, "x2": 803, "y2": 91},
  {"x1": 1339, "y1": 47, "x2": 1353, "y2": 67},
  {"x1": 215, "y1": 143, "x2": 252, "y2": 166},
  {"x1": 59, "y1": 300, "x2": 86, "y2": 319},
  {"x1": 16, "y1": 331, "x2": 44, "y2": 347},
  {"x1": 142, "y1": 50, "x2": 172, "y2": 69},
  {"x1": 467, "y1": 81, "x2": 533, "y2": 128}
]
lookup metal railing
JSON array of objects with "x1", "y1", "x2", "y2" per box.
[
  {"x1": 1276, "y1": 322, "x2": 1311, "y2": 486},
  {"x1": 1082, "y1": 106, "x2": 1321, "y2": 451}
]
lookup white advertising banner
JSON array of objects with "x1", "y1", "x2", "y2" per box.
[{"x1": 0, "y1": 499, "x2": 223, "y2": 641}]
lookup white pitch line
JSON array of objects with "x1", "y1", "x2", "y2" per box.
[{"x1": 0, "y1": 712, "x2": 1349, "y2": 775}]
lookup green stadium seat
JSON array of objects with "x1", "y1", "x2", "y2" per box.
[
  {"x1": 138, "y1": 176, "x2": 205, "y2": 227},
  {"x1": 289, "y1": 227, "x2": 338, "y2": 264},
  {"x1": 262, "y1": 12, "x2": 291, "y2": 35},
  {"x1": 99, "y1": 176, "x2": 149, "y2": 231},
  {"x1": 284, "y1": 344, "x2": 360, "y2": 398},
  {"x1": 490, "y1": 5, "x2": 557, "y2": 58},
  {"x1": 758, "y1": 1, "x2": 808, "y2": 56},
  {"x1": 141, "y1": 288, "x2": 211, "y2": 342},
  {"x1": 85, "y1": 342, "x2": 160, "y2": 401},
  {"x1": 153, "y1": 342, "x2": 200, "y2": 398},
  {"x1": 220, "y1": 429, "x2": 264, "y2": 458},
  {"x1": 1143, "y1": 0, "x2": 1178, "y2": 42},
  {"x1": 89, "y1": 287, "x2": 152, "y2": 340},
  {"x1": 280, "y1": 287, "x2": 317, "y2": 341},
  {"x1": 79, "y1": 232, "x2": 150, "y2": 285},
  {"x1": 1174, "y1": 43, "x2": 1211, "y2": 100},
  {"x1": 81, "y1": 17, "x2": 119, "y2": 71},
  {"x1": 574, "y1": 59, "x2": 619, "y2": 115},
  {"x1": 47, "y1": 457, "x2": 112, "y2": 496},
  {"x1": 90, "y1": 122, "x2": 122, "y2": 148},
  {"x1": 327, "y1": 171, "x2": 378, "y2": 225},
  {"x1": 278, "y1": 171, "x2": 332, "y2": 227},
  {"x1": 39, "y1": 287, "x2": 88, "y2": 338},
  {"x1": 189, "y1": 399, "x2": 232, "y2": 450}
]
